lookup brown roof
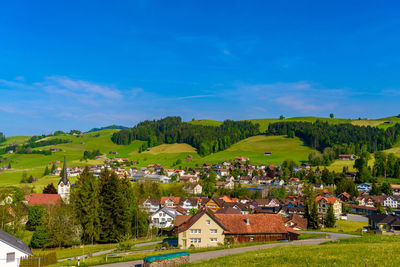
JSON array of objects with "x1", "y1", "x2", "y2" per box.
[
  {"x1": 174, "y1": 206, "x2": 188, "y2": 215},
  {"x1": 215, "y1": 214, "x2": 289, "y2": 234},
  {"x1": 25, "y1": 193, "x2": 61, "y2": 206},
  {"x1": 174, "y1": 215, "x2": 192, "y2": 227},
  {"x1": 215, "y1": 207, "x2": 242, "y2": 214},
  {"x1": 175, "y1": 208, "x2": 227, "y2": 233},
  {"x1": 283, "y1": 214, "x2": 308, "y2": 230}
]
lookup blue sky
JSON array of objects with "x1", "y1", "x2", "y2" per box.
[{"x1": 1, "y1": 1, "x2": 400, "y2": 135}]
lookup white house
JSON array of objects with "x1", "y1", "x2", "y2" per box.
[
  {"x1": 383, "y1": 196, "x2": 398, "y2": 209},
  {"x1": 150, "y1": 207, "x2": 182, "y2": 228},
  {"x1": 180, "y1": 198, "x2": 199, "y2": 210},
  {"x1": 141, "y1": 198, "x2": 161, "y2": 213},
  {"x1": 0, "y1": 230, "x2": 33, "y2": 267},
  {"x1": 183, "y1": 184, "x2": 203, "y2": 195}
]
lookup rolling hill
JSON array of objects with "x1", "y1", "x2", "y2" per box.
[{"x1": 1, "y1": 115, "x2": 400, "y2": 190}]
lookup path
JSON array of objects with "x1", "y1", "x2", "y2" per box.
[
  {"x1": 58, "y1": 241, "x2": 162, "y2": 262},
  {"x1": 97, "y1": 232, "x2": 358, "y2": 267}
]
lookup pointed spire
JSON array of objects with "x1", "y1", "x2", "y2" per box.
[{"x1": 59, "y1": 156, "x2": 70, "y2": 185}]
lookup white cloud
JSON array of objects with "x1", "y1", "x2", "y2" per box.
[{"x1": 176, "y1": 94, "x2": 215, "y2": 100}]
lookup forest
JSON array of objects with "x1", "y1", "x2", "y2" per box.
[
  {"x1": 0, "y1": 138, "x2": 71, "y2": 155},
  {"x1": 111, "y1": 116, "x2": 260, "y2": 156},
  {"x1": 267, "y1": 121, "x2": 400, "y2": 155},
  {"x1": 0, "y1": 132, "x2": 5, "y2": 143}
]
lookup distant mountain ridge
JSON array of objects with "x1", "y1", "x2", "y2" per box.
[{"x1": 87, "y1": 125, "x2": 129, "y2": 133}]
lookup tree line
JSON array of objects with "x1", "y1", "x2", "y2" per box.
[
  {"x1": 28, "y1": 167, "x2": 150, "y2": 248},
  {"x1": 0, "y1": 138, "x2": 70, "y2": 155},
  {"x1": 0, "y1": 132, "x2": 5, "y2": 143},
  {"x1": 267, "y1": 121, "x2": 400, "y2": 155},
  {"x1": 111, "y1": 117, "x2": 260, "y2": 156}
]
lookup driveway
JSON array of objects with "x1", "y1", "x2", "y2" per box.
[{"x1": 97, "y1": 231, "x2": 358, "y2": 267}]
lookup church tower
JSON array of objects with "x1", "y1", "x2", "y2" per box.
[{"x1": 58, "y1": 156, "x2": 70, "y2": 203}]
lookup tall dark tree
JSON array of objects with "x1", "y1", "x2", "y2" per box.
[
  {"x1": 325, "y1": 204, "x2": 336, "y2": 228},
  {"x1": 42, "y1": 183, "x2": 57, "y2": 194},
  {"x1": 72, "y1": 167, "x2": 101, "y2": 243}
]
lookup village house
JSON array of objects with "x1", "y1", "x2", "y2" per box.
[
  {"x1": 150, "y1": 207, "x2": 183, "y2": 228},
  {"x1": 337, "y1": 192, "x2": 351, "y2": 202},
  {"x1": 315, "y1": 196, "x2": 342, "y2": 218},
  {"x1": 24, "y1": 194, "x2": 61, "y2": 206},
  {"x1": 141, "y1": 198, "x2": 161, "y2": 214},
  {"x1": 183, "y1": 184, "x2": 203, "y2": 195},
  {"x1": 282, "y1": 214, "x2": 308, "y2": 230},
  {"x1": 338, "y1": 154, "x2": 355, "y2": 160},
  {"x1": 180, "y1": 198, "x2": 200, "y2": 211},
  {"x1": 161, "y1": 197, "x2": 181, "y2": 208},
  {"x1": 175, "y1": 209, "x2": 299, "y2": 249},
  {"x1": 0, "y1": 230, "x2": 33, "y2": 267},
  {"x1": 205, "y1": 197, "x2": 225, "y2": 213},
  {"x1": 357, "y1": 183, "x2": 372, "y2": 192},
  {"x1": 369, "y1": 214, "x2": 400, "y2": 234},
  {"x1": 179, "y1": 175, "x2": 199, "y2": 183}
]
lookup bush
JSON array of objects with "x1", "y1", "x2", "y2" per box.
[{"x1": 30, "y1": 226, "x2": 51, "y2": 248}]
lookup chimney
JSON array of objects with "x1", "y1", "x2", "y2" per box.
[{"x1": 246, "y1": 217, "x2": 250, "y2": 225}]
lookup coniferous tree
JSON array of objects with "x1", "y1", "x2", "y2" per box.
[
  {"x1": 43, "y1": 166, "x2": 50, "y2": 176},
  {"x1": 309, "y1": 201, "x2": 320, "y2": 230},
  {"x1": 72, "y1": 167, "x2": 101, "y2": 243},
  {"x1": 325, "y1": 204, "x2": 336, "y2": 228},
  {"x1": 99, "y1": 169, "x2": 129, "y2": 243}
]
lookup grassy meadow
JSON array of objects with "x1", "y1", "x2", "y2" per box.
[{"x1": 185, "y1": 234, "x2": 400, "y2": 267}]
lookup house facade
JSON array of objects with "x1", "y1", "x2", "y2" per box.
[
  {"x1": 0, "y1": 230, "x2": 33, "y2": 267},
  {"x1": 315, "y1": 197, "x2": 342, "y2": 218}
]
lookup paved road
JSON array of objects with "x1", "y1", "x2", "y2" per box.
[
  {"x1": 347, "y1": 214, "x2": 368, "y2": 222},
  {"x1": 96, "y1": 232, "x2": 358, "y2": 267}
]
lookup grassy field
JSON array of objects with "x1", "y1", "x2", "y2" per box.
[
  {"x1": 142, "y1": 144, "x2": 196, "y2": 154},
  {"x1": 322, "y1": 220, "x2": 367, "y2": 234},
  {"x1": 186, "y1": 119, "x2": 223, "y2": 127},
  {"x1": 196, "y1": 135, "x2": 317, "y2": 166},
  {"x1": 48, "y1": 233, "x2": 325, "y2": 266},
  {"x1": 185, "y1": 234, "x2": 400, "y2": 267}
]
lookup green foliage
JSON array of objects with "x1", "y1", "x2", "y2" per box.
[
  {"x1": 83, "y1": 149, "x2": 102, "y2": 160},
  {"x1": 335, "y1": 178, "x2": 358, "y2": 197},
  {"x1": 303, "y1": 183, "x2": 319, "y2": 229},
  {"x1": 271, "y1": 187, "x2": 287, "y2": 199},
  {"x1": 99, "y1": 169, "x2": 133, "y2": 243},
  {"x1": 268, "y1": 120, "x2": 400, "y2": 154},
  {"x1": 325, "y1": 204, "x2": 336, "y2": 228},
  {"x1": 27, "y1": 205, "x2": 48, "y2": 230},
  {"x1": 0, "y1": 132, "x2": 5, "y2": 143},
  {"x1": 42, "y1": 183, "x2": 57, "y2": 194},
  {"x1": 30, "y1": 226, "x2": 51, "y2": 248},
  {"x1": 71, "y1": 167, "x2": 101, "y2": 243},
  {"x1": 111, "y1": 116, "x2": 260, "y2": 156}
]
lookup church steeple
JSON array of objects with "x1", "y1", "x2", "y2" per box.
[
  {"x1": 59, "y1": 156, "x2": 70, "y2": 185},
  {"x1": 58, "y1": 156, "x2": 70, "y2": 204}
]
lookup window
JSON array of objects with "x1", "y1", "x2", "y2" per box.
[
  {"x1": 167, "y1": 218, "x2": 172, "y2": 222},
  {"x1": 210, "y1": 229, "x2": 218, "y2": 234},
  {"x1": 6, "y1": 252, "x2": 15, "y2": 263},
  {"x1": 153, "y1": 218, "x2": 159, "y2": 223},
  {"x1": 190, "y1": 238, "x2": 201, "y2": 244},
  {"x1": 206, "y1": 220, "x2": 211, "y2": 225},
  {"x1": 190, "y1": 229, "x2": 201, "y2": 234},
  {"x1": 249, "y1": 236, "x2": 254, "y2": 241},
  {"x1": 210, "y1": 238, "x2": 217, "y2": 242}
]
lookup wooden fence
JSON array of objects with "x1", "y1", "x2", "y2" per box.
[{"x1": 19, "y1": 252, "x2": 57, "y2": 267}]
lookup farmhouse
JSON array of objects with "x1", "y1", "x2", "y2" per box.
[
  {"x1": 175, "y1": 208, "x2": 298, "y2": 249},
  {"x1": 183, "y1": 184, "x2": 202, "y2": 195},
  {"x1": 369, "y1": 214, "x2": 400, "y2": 234},
  {"x1": 0, "y1": 230, "x2": 33, "y2": 266},
  {"x1": 338, "y1": 154, "x2": 355, "y2": 160}
]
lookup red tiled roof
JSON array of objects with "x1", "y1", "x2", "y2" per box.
[
  {"x1": 315, "y1": 196, "x2": 340, "y2": 205},
  {"x1": 283, "y1": 214, "x2": 308, "y2": 230},
  {"x1": 160, "y1": 197, "x2": 181, "y2": 205},
  {"x1": 25, "y1": 193, "x2": 61, "y2": 206},
  {"x1": 215, "y1": 214, "x2": 289, "y2": 234}
]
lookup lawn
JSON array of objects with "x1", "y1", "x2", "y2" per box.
[
  {"x1": 322, "y1": 220, "x2": 367, "y2": 234},
  {"x1": 49, "y1": 233, "x2": 324, "y2": 266},
  {"x1": 184, "y1": 234, "x2": 400, "y2": 267},
  {"x1": 34, "y1": 237, "x2": 164, "y2": 260}
]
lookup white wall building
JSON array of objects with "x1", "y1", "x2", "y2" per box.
[{"x1": 0, "y1": 230, "x2": 33, "y2": 267}]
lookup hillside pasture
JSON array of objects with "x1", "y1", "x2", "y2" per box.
[
  {"x1": 185, "y1": 235, "x2": 400, "y2": 267},
  {"x1": 142, "y1": 143, "x2": 196, "y2": 154}
]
